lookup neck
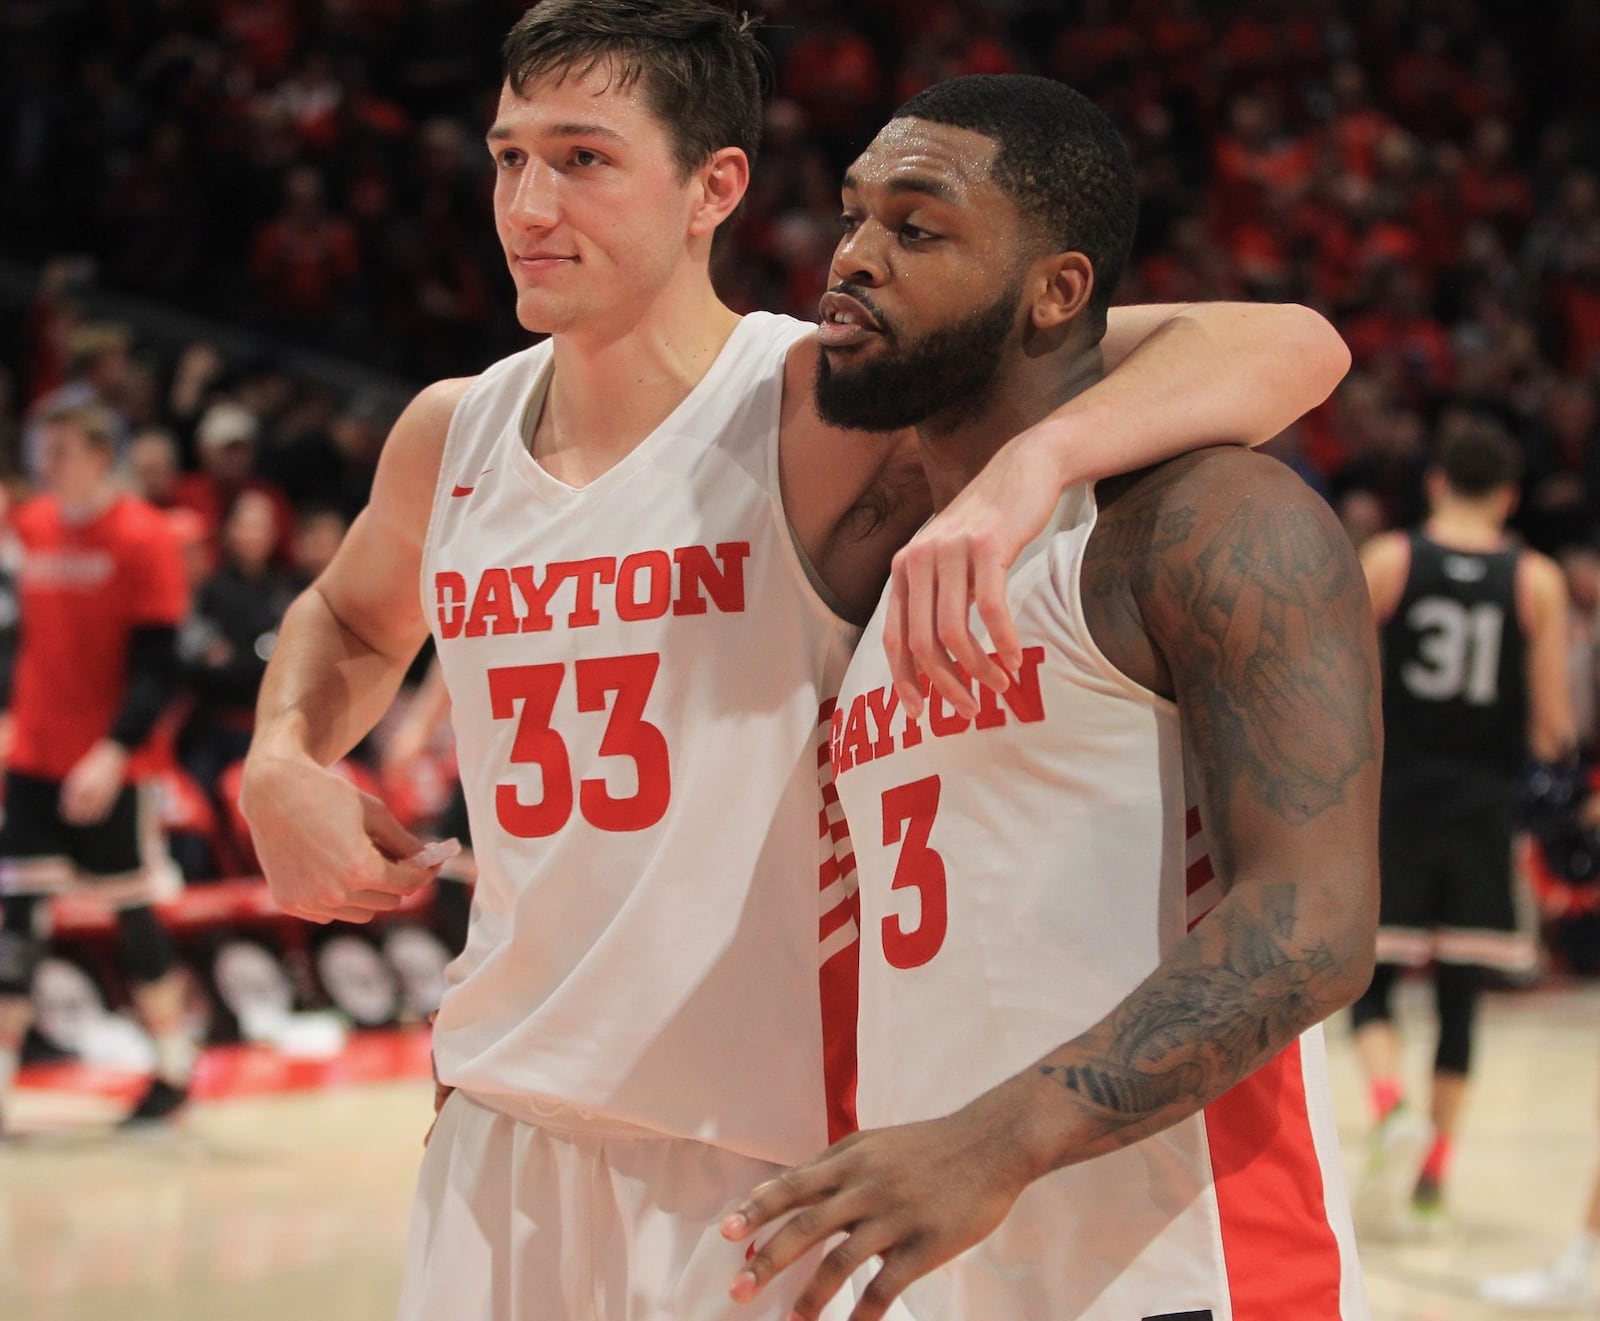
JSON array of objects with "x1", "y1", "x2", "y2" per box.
[
  {"x1": 1425, "y1": 497, "x2": 1508, "y2": 550},
  {"x1": 58, "y1": 480, "x2": 116, "y2": 523},
  {"x1": 917, "y1": 346, "x2": 1103, "y2": 510},
  {"x1": 534, "y1": 272, "x2": 740, "y2": 484}
]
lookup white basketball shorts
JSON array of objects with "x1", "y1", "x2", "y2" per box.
[{"x1": 397, "y1": 1090, "x2": 856, "y2": 1321}]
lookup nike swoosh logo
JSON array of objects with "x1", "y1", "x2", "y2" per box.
[{"x1": 449, "y1": 468, "x2": 494, "y2": 498}]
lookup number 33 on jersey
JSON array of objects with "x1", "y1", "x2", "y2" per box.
[{"x1": 420, "y1": 316, "x2": 860, "y2": 1165}]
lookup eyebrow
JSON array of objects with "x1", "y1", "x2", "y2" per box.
[
  {"x1": 486, "y1": 121, "x2": 627, "y2": 143},
  {"x1": 841, "y1": 171, "x2": 960, "y2": 204}
]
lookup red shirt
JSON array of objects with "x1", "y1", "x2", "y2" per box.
[{"x1": 9, "y1": 494, "x2": 188, "y2": 781}]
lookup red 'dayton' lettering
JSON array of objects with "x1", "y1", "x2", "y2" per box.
[
  {"x1": 435, "y1": 542, "x2": 751, "y2": 639},
  {"x1": 831, "y1": 646, "x2": 1047, "y2": 777}
]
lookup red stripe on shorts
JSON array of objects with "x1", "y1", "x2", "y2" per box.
[{"x1": 1204, "y1": 1040, "x2": 1344, "y2": 1318}]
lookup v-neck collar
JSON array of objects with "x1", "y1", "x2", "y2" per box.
[{"x1": 510, "y1": 316, "x2": 757, "y2": 502}]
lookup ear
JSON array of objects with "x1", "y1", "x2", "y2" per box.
[
  {"x1": 1028, "y1": 251, "x2": 1095, "y2": 332},
  {"x1": 687, "y1": 147, "x2": 751, "y2": 241}
]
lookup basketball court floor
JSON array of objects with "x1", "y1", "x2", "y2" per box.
[{"x1": 2, "y1": 977, "x2": 1596, "y2": 1320}]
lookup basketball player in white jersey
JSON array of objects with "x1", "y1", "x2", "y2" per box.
[
  {"x1": 238, "y1": 5, "x2": 1351, "y2": 1317},
  {"x1": 724, "y1": 75, "x2": 1379, "y2": 1321}
]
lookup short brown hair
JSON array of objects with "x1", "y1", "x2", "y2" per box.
[
  {"x1": 1436, "y1": 415, "x2": 1524, "y2": 497},
  {"x1": 65, "y1": 323, "x2": 131, "y2": 378},
  {"x1": 39, "y1": 403, "x2": 117, "y2": 454},
  {"x1": 502, "y1": 0, "x2": 771, "y2": 182}
]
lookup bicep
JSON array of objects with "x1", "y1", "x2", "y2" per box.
[
  {"x1": 315, "y1": 376, "x2": 466, "y2": 663},
  {"x1": 316, "y1": 508, "x2": 430, "y2": 663},
  {"x1": 1100, "y1": 304, "x2": 1186, "y2": 371},
  {"x1": 1146, "y1": 458, "x2": 1382, "y2": 914}
]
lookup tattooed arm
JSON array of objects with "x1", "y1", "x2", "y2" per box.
[
  {"x1": 1016, "y1": 445, "x2": 1381, "y2": 1155},
  {"x1": 722, "y1": 448, "x2": 1381, "y2": 1321}
]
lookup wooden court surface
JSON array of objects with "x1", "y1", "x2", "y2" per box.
[{"x1": 2, "y1": 977, "x2": 1596, "y2": 1321}]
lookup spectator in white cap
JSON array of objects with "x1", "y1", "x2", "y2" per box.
[{"x1": 172, "y1": 400, "x2": 294, "y2": 570}]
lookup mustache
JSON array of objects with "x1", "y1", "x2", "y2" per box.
[{"x1": 826, "y1": 282, "x2": 894, "y2": 337}]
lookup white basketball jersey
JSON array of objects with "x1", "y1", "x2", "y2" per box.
[
  {"x1": 423, "y1": 313, "x2": 859, "y2": 1164},
  {"x1": 830, "y1": 486, "x2": 1367, "y2": 1319}
]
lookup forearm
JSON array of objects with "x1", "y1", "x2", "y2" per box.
[
  {"x1": 108, "y1": 626, "x2": 180, "y2": 749},
  {"x1": 974, "y1": 877, "x2": 1372, "y2": 1183},
  {"x1": 249, "y1": 586, "x2": 415, "y2": 769},
  {"x1": 1031, "y1": 302, "x2": 1350, "y2": 488},
  {"x1": 1532, "y1": 717, "x2": 1578, "y2": 765}
]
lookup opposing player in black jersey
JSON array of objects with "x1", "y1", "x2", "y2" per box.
[{"x1": 1351, "y1": 416, "x2": 1574, "y2": 1234}]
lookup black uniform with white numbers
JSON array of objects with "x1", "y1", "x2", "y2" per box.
[{"x1": 1377, "y1": 532, "x2": 1530, "y2": 967}]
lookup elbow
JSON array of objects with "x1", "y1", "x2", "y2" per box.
[
  {"x1": 1282, "y1": 304, "x2": 1352, "y2": 407},
  {"x1": 1324, "y1": 891, "x2": 1379, "y2": 1015},
  {"x1": 1532, "y1": 723, "x2": 1578, "y2": 765},
  {"x1": 1333, "y1": 931, "x2": 1378, "y2": 1012}
]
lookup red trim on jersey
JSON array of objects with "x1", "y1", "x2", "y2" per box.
[
  {"x1": 819, "y1": 896, "x2": 857, "y2": 943},
  {"x1": 817, "y1": 699, "x2": 860, "y2": 1143},
  {"x1": 1186, "y1": 853, "x2": 1215, "y2": 893},
  {"x1": 1186, "y1": 806, "x2": 1202, "y2": 836},
  {"x1": 1204, "y1": 1041, "x2": 1344, "y2": 1318}
]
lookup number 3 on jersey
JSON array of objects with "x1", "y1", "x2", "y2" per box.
[
  {"x1": 489, "y1": 654, "x2": 670, "y2": 837},
  {"x1": 881, "y1": 775, "x2": 948, "y2": 969}
]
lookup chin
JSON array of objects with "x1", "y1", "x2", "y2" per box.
[{"x1": 515, "y1": 292, "x2": 576, "y2": 336}]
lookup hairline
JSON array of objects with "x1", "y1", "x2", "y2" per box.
[{"x1": 500, "y1": 54, "x2": 710, "y2": 178}]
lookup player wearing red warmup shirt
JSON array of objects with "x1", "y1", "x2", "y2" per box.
[{"x1": 0, "y1": 404, "x2": 196, "y2": 1133}]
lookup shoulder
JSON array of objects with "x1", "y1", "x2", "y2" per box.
[
  {"x1": 1516, "y1": 547, "x2": 1569, "y2": 623},
  {"x1": 1358, "y1": 529, "x2": 1411, "y2": 567},
  {"x1": 1356, "y1": 529, "x2": 1412, "y2": 619},
  {"x1": 12, "y1": 496, "x2": 51, "y2": 535},
  {"x1": 113, "y1": 495, "x2": 178, "y2": 545},
  {"x1": 374, "y1": 376, "x2": 477, "y2": 480},
  {"x1": 403, "y1": 375, "x2": 478, "y2": 433},
  {"x1": 353, "y1": 374, "x2": 479, "y2": 560},
  {"x1": 1098, "y1": 446, "x2": 1332, "y2": 557},
  {"x1": 1517, "y1": 545, "x2": 1564, "y2": 590},
  {"x1": 1109, "y1": 447, "x2": 1362, "y2": 613},
  {"x1": 1084, "y1": 447, "x2": 1375, "y2": 705}
]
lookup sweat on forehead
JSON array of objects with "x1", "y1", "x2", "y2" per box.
[{"x1": 851, "y1": 118, "x2": 1000, "y2": 194}]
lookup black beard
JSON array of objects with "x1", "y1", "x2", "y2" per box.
[{"x1": 814, "y1": 283, "x2": 1021, "y2": 434}]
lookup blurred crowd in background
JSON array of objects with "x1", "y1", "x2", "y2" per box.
[{"x1": 3, "y1": 0, "x2": 1600, "y2": 958}]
